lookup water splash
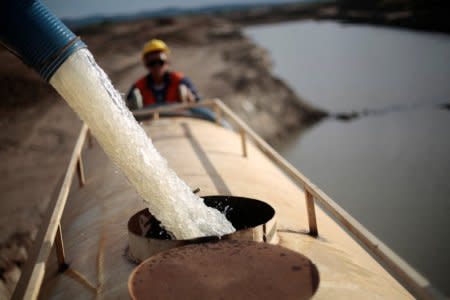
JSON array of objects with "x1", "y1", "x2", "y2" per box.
[{"x1": 50, "y1": 49, "x2": 235, "y2": 239}]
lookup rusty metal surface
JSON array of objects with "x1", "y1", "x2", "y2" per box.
[{"x1": 129, "y1": 240, "x2": 319, "y2": 300}]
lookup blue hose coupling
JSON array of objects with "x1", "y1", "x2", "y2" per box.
[{"x1": 0, "y1": 0, "x2": 86, "y2": 81}]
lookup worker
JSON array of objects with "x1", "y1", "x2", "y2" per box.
[{"x1": 126, "y1": 39, "x2": 200, "y2": 110}]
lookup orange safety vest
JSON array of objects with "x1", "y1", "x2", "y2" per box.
[{"x1": 134, "y1": 71, "x2": 183, "y2": 106}]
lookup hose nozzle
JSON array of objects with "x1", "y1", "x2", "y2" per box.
[{"x1": 0, "y1": 0, "x2": 86, "y2": 81}]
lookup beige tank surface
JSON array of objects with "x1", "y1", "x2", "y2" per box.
[{"x1": 13, "y1": 101, "x2": 438, "y2": 300}]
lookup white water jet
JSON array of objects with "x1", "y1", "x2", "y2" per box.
[{"x1": 50, "y1": 49, "x2": 235, "y2": 239}]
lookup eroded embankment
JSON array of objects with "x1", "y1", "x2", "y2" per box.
[{"x1": 77, "y1": 15, "x2": 327, "y2": 142}]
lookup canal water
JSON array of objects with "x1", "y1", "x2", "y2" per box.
[{"x1": 246, "y1": 21, "x2": 450, "y2": 295}]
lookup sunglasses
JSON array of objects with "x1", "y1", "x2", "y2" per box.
[{"x1": 146, "y1": 59, "x2": 166, "y2": 68}]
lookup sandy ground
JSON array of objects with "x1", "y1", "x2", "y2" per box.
[{"x1": 0, "y1": 15, "x2": 325, "y2": 297}]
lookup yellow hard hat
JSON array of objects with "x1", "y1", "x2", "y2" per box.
[{"x1": 142, "y1": 39, "x2": 170, "y2": 58}]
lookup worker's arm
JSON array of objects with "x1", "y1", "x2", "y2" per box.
[{"x1": 180, "y1": 77, "x2": 201, "y2": 101}]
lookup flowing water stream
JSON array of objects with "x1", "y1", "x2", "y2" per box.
[{"x1": 50, "y1": 49, "x2": 235, "y2": 239}]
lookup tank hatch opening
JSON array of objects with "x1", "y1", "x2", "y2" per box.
[{"x1": 127, "y1": 196, "x2": 278, "y2": 262}]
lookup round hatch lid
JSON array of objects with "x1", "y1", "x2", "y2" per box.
[{"x1": 129, "y1": 240, "x2": 319, "y2": 300}]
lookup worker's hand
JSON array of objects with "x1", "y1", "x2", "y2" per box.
[{"x1": 178, "y1": 84, "x2": 196, "y2": 103}]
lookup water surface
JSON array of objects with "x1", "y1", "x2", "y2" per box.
[{"x1": 246, "y1": 21, "x2": 450, "y2": 295}]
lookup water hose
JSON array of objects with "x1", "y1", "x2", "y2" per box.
[{"x1": 0, "y1": 0, "x2": 86, "y2": 81}]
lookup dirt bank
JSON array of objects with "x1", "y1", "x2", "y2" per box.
[
  {"x1": 77, "y1": 15, "x2": 326, "y2": 140},
  {"x1": 0, "y1": 14, "x2": 325, "y2": 297}
]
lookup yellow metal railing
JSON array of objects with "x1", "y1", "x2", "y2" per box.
[
  {"x1": 14, "y1": 99, "x2": 440, "y2": 300},
  {"x1": 136, "y1": 99, "x2": 440, "y2": 299},
  {"x1": 12, "y1": 124, "x2": 90, "y2": 300},
  {"x1": 210, "y1": 99, "x2": 438, "y2": 299}
]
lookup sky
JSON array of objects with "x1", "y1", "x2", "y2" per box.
[{"x1": 42, "y1": 0, "x2": 302, "y2": 19}]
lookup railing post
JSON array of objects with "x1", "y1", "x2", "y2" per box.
[
  {"x1": 305, "y1": 189, "x2": 318, "y2": 237},
  {"x1": 214, "y1": 103, "x2": 222, "y2": 125},
  {"x1": 55, "y1": 224, "x2": 68, "y2": 271},
  {"x1": 11, "y1": 125, "x2": 89, "y2": 300},
  {"x1": 239, "y1": 128, "x2": 247, "y2": 158},
  {"x1": 87, "y1": 129, "x2": 94, "y2": 149},
  {"x1": 77, "y1": 155, "x2": 86, "y2": 187}
]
